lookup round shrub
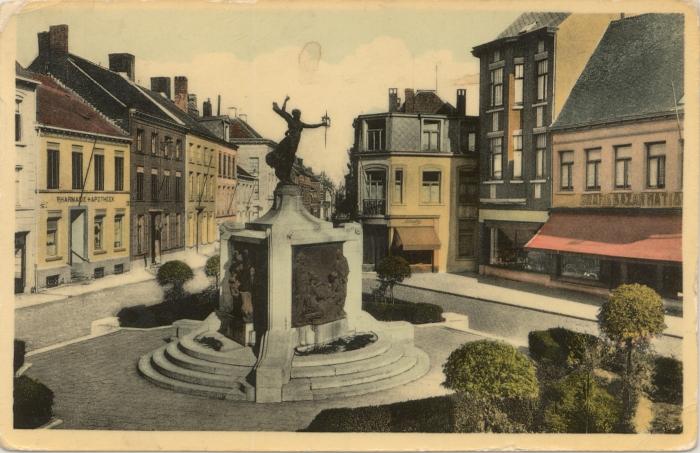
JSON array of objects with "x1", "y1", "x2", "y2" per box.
[
  {"x1": 443, "y1": 340, "x2": 539, "y2": 401},
  {"x1": 204, "y1": 255, "x2": 220, "y2": 286},
  {"x1": 529, "y1": 328, "x2": 602, "y2": 367},
  {"x1": 375, "y1": 255, "x2": 411, "y2": 303},
  {"x1": 598, "y1": 284, "x2": 666, "y2": 345},
  {"x1": 652, "y1": 356, "x2": 683, "y2": 404},
  {"x1": 542, "y1": 371, "x2": 621, "y2": 433},
  {"x1": 14, "y1": 375, "x2": 54, "y2": 428},
  {"x1": 156, "y1": 260, "x2": 194, "y2": 295}
]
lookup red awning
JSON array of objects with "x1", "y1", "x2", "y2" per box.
[{"x1": 525, "y1": 212, "x2": 681, "y2": 263}]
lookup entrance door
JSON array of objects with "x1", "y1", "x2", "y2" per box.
[
  {"x1": 150, "y1": 213, "x2": 162, "y2": 264},
  {"x1": 14, "y1": 233, "x2": 26, "y2": 294},
  {"x1": 69, "y1": 208, "x2": 87, "y2": 266}
]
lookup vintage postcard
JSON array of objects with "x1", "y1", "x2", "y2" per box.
[{"x1": 0, "y1": 0, "x2": 697, "y2": 450}]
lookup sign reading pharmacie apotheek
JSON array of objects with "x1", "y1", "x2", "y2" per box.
[{"x1": 581, "y1": 191, "x2": 682, "y2": 208}]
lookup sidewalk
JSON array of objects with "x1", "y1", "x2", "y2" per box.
[
  {"x1": 15, "y1": 244, "x2": 218, "y2": 310},
  {"x1": 363, "y1": 271, "x2": 683, "y2": 339}
]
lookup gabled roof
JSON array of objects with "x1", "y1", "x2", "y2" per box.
[
  {"x1": 553, "y1": 13, "x2": 684, "y2": 130},
  {"x1": 400, "y1": 90, "x2": 456, "y2": 114},
  {"x1": 496, "y1": 12, "x2": 570, "y2": 39},
  {"x1": 29, "y1": 52, "x2": 181, "y2": 131},
  {"x1": 33, "y1": 72, "x2": 129, "y2": 138},
  {"x1": 230, "y1": 117, "x2": 264, "y2": 139},
  {"x1": 16, "y1": 61, "x2": 39, "y2": 83},
  {"x1": 236, "y1": 165, "x2": 256, "y2": 180}
]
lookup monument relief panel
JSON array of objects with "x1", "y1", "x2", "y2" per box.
[{"x1": 292, "y1": 242, "x2": 349, "y2": 328}]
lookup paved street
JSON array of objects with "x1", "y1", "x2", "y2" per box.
[
  {"x1": 363, "y1": 273, "x2": 683, "y2": 357},
  {"x1": 25, "y1": 325, "x2": 480, "y2": 431}
]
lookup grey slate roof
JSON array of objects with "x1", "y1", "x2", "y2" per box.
[
  {"x1": 496, "y1": 12, "x2": 570, "y2": 39},
  {"x1": 553, "y1": 13, "x2": 684, "y2": 130}
]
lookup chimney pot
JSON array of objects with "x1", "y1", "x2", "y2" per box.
[
  {"x1": 404, "y1": 88, "x2": 415, "y2": 113},
  {"x1": 187, "y1": 93, "x2": 199, "y2": 116},
  {"x1": 388, "y1": 88, "x2": 399, "y2": 112},
  {"x1": 150, "y1": 76, "x2": 171, "y2": 99},
  {"x1": 109, "y1": 53, "x2": 135, "y2": 81},
  {"x1": 456, "y1": 88, "x2": 467, "y2": 116},
  {"x1": 202, "y1": 98, "x2": 212, "y2": 117},
  {"x1": 174, "y1": 76, "x2": 188, "y2": 112}
]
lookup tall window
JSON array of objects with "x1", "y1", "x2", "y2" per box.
[
  {"x1": 490, "y1": 137, "x2": 503, "y2": 179},
  {"x1": 537, "y1": 59, "x2": 548, "y2": 102},
  {"x1": 560, "y1": 151, "x2": 574, "y2": 190},
  {"x1": 151, "y1": 172, "x2": 159, "y2": 201},
  {"x1": 175, "y1": 173, "x2": 182, "y2": 201},
  {"x1": 163, "y1": 136, "x2": 172, "y2": 158},
  {"x1": 15, "y1": 99, "x2": 22, "y2": 142},
  {"x1": 365, "y1": 170, "x2": 385, "y2": 200},
  {"x1": 176, "y1": 213, "x2": 181, "y2": 248},
  {"x1": 71, "y1": 147, "x2": 83, "y2": 190},
  {"x1": 94, "y1": 153, "x2": 104, "y2": 191},
  {"x1": 175, "y1": 139, "x2": 182, "y2": 160},
  {"x1": 163, "y1": 173, "x2": 171, "y2": 200},
  {"x1": 615, "y1": 145, "x2": 632, "y2": 189},
  {"x1": 151, "y1": 132, "x2": 158, "y2": 155},
  {"x1": 114, "y1": 155, "x2": 124, "y2": 191},
  {"x1": 421, "y1": 170, "x2": 441, "y2": 203},
  {"x1": 219, "y1": 154, "x2": 223, "y2": 177},
  {"x1": 136, "y1": 169, "x2": 144, "y2": 201},
  {"x1": 514, "y1": 63, "x2": 524, "y2": 105},
  {"x1": 586, "y1": 148, "x2": 601, "y2": 190},
  {"x1": 422, "y1": 120, "x2": 440, "y2": 151},
  {"x1": 249, "y1": 157, "x2": 259, "y2": 175},
  {"x1": 189, "y1": 172, "x2": 194, "y2": 201},
  {"x1": 253, "y1": 180, "x2": 259, "y2": 200},
  {"x1": 468, "y1": 132, "x2": 476, "y2": 152},
  {"x1": 367, "y1": 119, "x2": 385, "y2": 151},
  {"x1": 94, "y1": 215, "x2": 104, "y2": 251},
  {"x1": 393, "y1": 168, "x2": 403, "y2": 204},
  {"x1": 136, "y1": 129, "x2": 144, "y2": 152},
  {"x1": 137, "y1": 215, "x2": 145, "y2": 253},
  {"x1": 513, "y1": 132, "x2": 523, "y2": 179},
  {"x1": 535, "y1": 105, "x2": 545, "y2": 128},
  {"x1": 535, "y1": 134, "x2": 546, "y2": 178},
  {"x1": 47, "y1": 144, "x2": 60, "y2": 189},
  {"x1": 537, "y1": 39, "x2": 546, "y2": 54},
  {"x1": 163, "y1": 214, "x2": 170, "y2": 249},
  {"x1": 490, "y1": 67, "x2": 503, "y2": 107},
  {"x1": 647, "y1": 142, "x2": 666, "y2": 188},
  {"x1": 491, "y1": 112, "x2": 500, "y2": 132},
  {"x1": 114, "y1": 215, "x2": 123, "y2": 248},
  {"x1": 47, "y1": 218, "x2": 58, "y2": 257}
]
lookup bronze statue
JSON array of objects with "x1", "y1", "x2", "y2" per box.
[{"x1": 266, "y1": 96, "x2": 329, "y2": 184}]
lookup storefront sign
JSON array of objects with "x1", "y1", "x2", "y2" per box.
[
  {"x1": 55, "y1": 195, "x2": 115, "y2": 203},
  {"x1": 580, "y1": 191, "x2": 682, "y2": 208}
]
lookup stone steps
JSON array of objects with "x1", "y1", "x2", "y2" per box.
[
  {"x1": 178, "y1": 335, "x2": 257, "y2": 367},
  {"x1": 292, "y1": 333, "x2": 391, "y2": 368},
  {"x1": 151, "y1": 346, "x2": 249, "y2": 391},
  {"x1": 165, "y1": 341, "x2": 250, "y2": 377},
  {"x1": 137, "y1": 353, "x2": 248, "y2": 401},
  {"x1": 291, "y1": 341, "x2": 404, "y2": 378}
]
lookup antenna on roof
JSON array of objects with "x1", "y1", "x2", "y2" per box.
[{"x1": 435, "y1": 64, "x2": 439, "y2": 92}]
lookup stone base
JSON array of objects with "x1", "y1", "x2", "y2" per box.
[{"x1": 297, "y1": 318, "x2": 349, "y2": 346}]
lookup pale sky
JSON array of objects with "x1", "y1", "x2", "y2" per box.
[{"x1": 16, "y1": 4, "x2": 520, "y2": 183}]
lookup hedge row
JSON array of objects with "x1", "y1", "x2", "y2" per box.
[
  {"x1": 528, "y1": 328, "x2": 600, "y2": 366},
  {"x1": 14, "y1": 376, "x2": 54, "y2": 429},
  {"x1": 117, "y1": 289, "x2": 217, "y2": 328},
  {"x1": 362, "y1": 300, "x2": 443, "y2": 324},
  {"x1": 652, "y1": 356, "x2": 683, "y2": 405}
]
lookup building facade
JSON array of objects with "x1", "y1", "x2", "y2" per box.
[
  {"x1": 15, "y1": 64, "x2": 40, "y2": 294},
  {"x1": 293, "y1": 158, "x2": 322, "y2": 218},
  {"x1": 350, "y1": 88, "x2": 479, "y2": 273},
  {"x1": 33, "y1": 73, "x2": 131, "y2": 288},
  {"x1": 471, "y1": 12, "x2": 619, "y2": 282},
  {"x1": 527, "y1": 13, "x2": 684, "y2": 298},
  {"x1": 29, "y1": 25, "x2": 188, "y2": 268},
  {"x1": 234, "y1": 165, "x2": 258, "y2": 224}
]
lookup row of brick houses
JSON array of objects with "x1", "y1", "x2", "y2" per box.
[
  {"x1": 14, "y1": 24, "x2": 325, "y2": 293},
  {"x1": 348, "y1": 12, "x2": 683, "y2": 298}
]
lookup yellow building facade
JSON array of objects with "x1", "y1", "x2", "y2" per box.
[
  {"x1": 185, "y1": 133, "x2": 222, "y2": 249},
  {"x1": 37, "y1": 131, "x2": 131, "y2": 288}
]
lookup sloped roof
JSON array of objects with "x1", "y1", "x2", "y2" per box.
[
  {"x1": 400, "y1": 90, "x2": 456, "y2": 114},
  {"x1": 16, "y1": 61, "x2": 38, "y2": 82},
  {"x1": 497, "y1": 12, "x2": 570, "y2": 39},
  {"x1": 29, "y1": 52, "x2": 180, "y2": 130},
  {"x1": 236, "y1": 165, "x2": 256, "y2": 180},
  {"x1": 230, "y1": 117, "x2": 264, "y2": 139},
  {"x1": 553, "y1": 13, "x2": 684, "y2": 130},
  {"x1": 33, "y1": 73, "x2": 128, "y2": 138}
]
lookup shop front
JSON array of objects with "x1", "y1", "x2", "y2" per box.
[
  {"x1": 390, "y1": 225, "x2": 441, "y2": 273},
  {"x1": 525, "y1": 211, "x2": 682, "y2": 298}
]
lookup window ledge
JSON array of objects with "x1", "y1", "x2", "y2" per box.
[
  {"x1": 114, "y1": 247, "x2": 126, "y2": 253},
  {"x1": 556, "y1": 190, "x2": 575, "y2": 195},
  {"x1": 644, "y1": 188, "x2": 668, "y2": 192},
  {"x1": 94, "y1": 250, "x2": 107, "y2": 255},
  {"x1": 485, "y1": 107, "x2": 504, "y2": 114},
  {"x1": 611, "y1": 189, "x2": 633, "y2": 193},
  {"x1": 15, "y1": 143, "x2": 27, "y2": 148},
  {"x1": 531, "y1": 179, "x2": 547, "y2": 184},
  {"x1": 510, "y1": 180, "x2": 525, "y2": 184},
  {"x1": 45, "y1": 256, "x2": 63, "y2": 262},
  {"x1": 532, "y1": 101, "x2": 548, "y2": 108},
  {"x1": 482, "y1": 180, "x2": 504, "y2": 185},
  {"x1": 585, "y1": 189, "x2": 602, "y2": 193},
  {"x1": 512, "y1": 105, "x2": 524, "y2": 111}
]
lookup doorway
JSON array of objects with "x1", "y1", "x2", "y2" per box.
[
  {"x1": 69, "y1": 208, "x2": 87, "y2": 267},
  {"x1": 14, "y1": 232, "x2": 27, "y2": 294},
  {"x1": 150, "y1": 212, "x2": 162, "y2": 265}
]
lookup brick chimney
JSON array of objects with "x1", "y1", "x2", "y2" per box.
[
  {"x1": 388, "y1": 88, "x2": 399, "y2": 112},
  {"x1": 187, "y1": 94, "x2": 199, "y2": 116},
  {"x1": 48, "y1": 25, "x2": 68, "y2": 57},
  {"x1": 150, "y1": 77, "x2": 171, "y2": 99},
  {"x1": 37, "y1": 31, "x2": 50, "y2": 56},
  {"x1": 109, "y1": 53, "x2": 135, "y2": 81},
  {"x1": 404, "y1": 88, "x2": 415, "y2": 113},
  {"x1": 174, "y1": 76, "x2": 188, "y2": 112},
  {"x1": 202, "y1": 98, "x2": 212, "y2": 117},
  {"x1": 456, "y1": 89, "x2": 466, "y2": 116}
]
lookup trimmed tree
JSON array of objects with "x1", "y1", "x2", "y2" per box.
[
  {"x1": 598, "y1": 283, "x2": 666, "y2": 431},
  {"x1": 375, "y1": 255, "x2": 411, "y2": 304},
  {"x1": 204, "y1": 255, "x2": 220, "y2": 290},
  {"x1": 443, "y1": 340, "x2": 539, "y2": 432},
  {"x1": 157, "y1": 260, "x2": 194, "y2": 302}
]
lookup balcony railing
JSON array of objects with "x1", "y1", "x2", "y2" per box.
[{"x1": 362, "y1": 199, "x2": 386, "y2": 216}]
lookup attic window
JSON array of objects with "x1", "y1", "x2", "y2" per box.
[{"x1": 519, "y1": 22, "x2": 537, "y2": 34}]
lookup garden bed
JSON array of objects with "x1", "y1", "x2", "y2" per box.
[
  {"x1": 117, "y1": 289, "x2": 217, "y2": 328},
  {"x1": 362, "y1": 295, "x2": 443, "y2": 324}
]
